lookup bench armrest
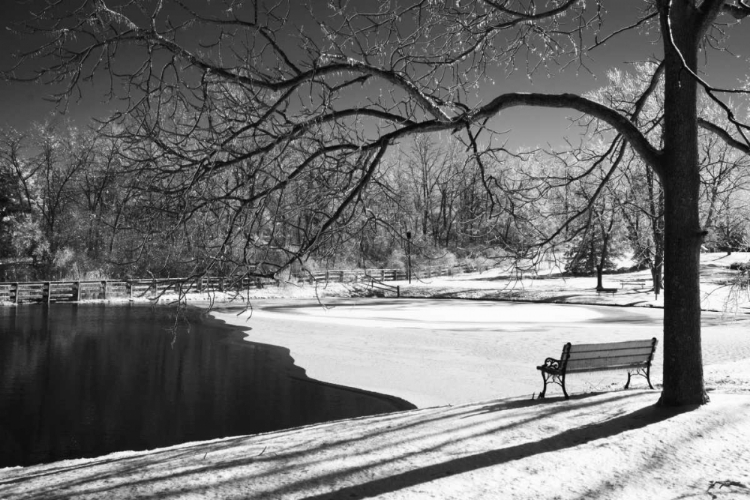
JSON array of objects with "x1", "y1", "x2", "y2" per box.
[{"x1": 537, "y1": 357, "x2": 563, "y2": 372}]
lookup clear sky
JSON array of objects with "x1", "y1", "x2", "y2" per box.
[
  {"x1": 1, "y1": 0, "x2": 748, "y2": 150},
  {"x1": 0, "y1": 0, "x2": 115, "y2": 131}
]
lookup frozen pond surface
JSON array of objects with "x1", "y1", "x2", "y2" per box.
[
  {"x1": 0, "y1": 304, "x2": 412, "y2": 468},
  {"x1": 215, "y1": 298, "x2": 750, "y2": 407}
]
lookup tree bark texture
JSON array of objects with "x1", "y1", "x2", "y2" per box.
[{"x1": 658, "y1": 1, "x2": 707, "y2": 406}]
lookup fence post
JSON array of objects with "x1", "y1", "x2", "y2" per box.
[
  {"x1": 381, "y1": 269, "x2": 385, "y2": 281},
  {"x1": 397, "y1": 285, "x2": 400, "y2": 298},
  {"x1": 76, "y1": 281, "x2": 82, "y2": 302},
  {"x1": 13, "y1": 282, "x2": 19, "y2": 303},
  {"x1": 102, "y1": 280, "x2": 108, "y2": 300},
  {"x1": 340, "y1": 270, "x2": 345, "y2": 283},
  {"x1": 128, "y1": 280, "x2": 133, "y2": 300}
]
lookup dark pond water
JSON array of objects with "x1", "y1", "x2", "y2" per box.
[{"x1": 0, "y1": 304, "x2": 414, "y2": 468}]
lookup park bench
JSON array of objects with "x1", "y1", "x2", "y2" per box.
[
  {"x1": 536, "y1": 338, "x2": 658, "y2": 399},
  {"x1": 619, "y1": 279, "x2": 650, "y2": 290}
]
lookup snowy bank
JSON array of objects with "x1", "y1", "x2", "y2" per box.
[{"x1": 2, "y1": 390, "x2": 749, "y2": 499}]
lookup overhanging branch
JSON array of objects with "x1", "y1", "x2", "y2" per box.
[
  {"x1": 469, "y1": 93, "x2": 664, "y2": 177},
  {"x1": 699, "y1": 118, "x2": 750, "y2": 154}
]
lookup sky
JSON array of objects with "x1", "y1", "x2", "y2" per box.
[
  {"x1": 1, "y1": 0, "x2": 749, "y2": 151},
  {"x1": 0, "y1": 0, "x2": 112, "y2": 131}
]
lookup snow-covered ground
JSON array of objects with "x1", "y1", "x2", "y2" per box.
[
  {"x1": 209, "y1": 298, "x2": 750, "y2": 408},
  {"x1": 397, "y1": 252, "x2": 750, "y2": 313},
  {"x1": 2, "y1": 390, "x2": 749, "y2": 499},
  {"x1": 1, "y1": 253, "x2": 749, "y2": 499}
]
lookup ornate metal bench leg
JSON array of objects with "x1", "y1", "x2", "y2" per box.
[
  {"x1": 562, "y1": 374, "x2": 569, "y2": 399},
  {"x1": 539, "y1": 371, "x2": 548, "y2": 398},
  {"x1": 626, "y1": 368, "x2": 655, "y2": 390}
]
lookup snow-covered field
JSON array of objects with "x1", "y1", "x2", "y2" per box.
[
  {"x1": 1, "y1": 253, "x2": 749, "y2": 499},
  {"x1": 211, "y1": 298, "x2": 750, "y2": 408}
]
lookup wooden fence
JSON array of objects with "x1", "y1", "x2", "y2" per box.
[
  {"x1": 0, "y1": 277, "x2": 272, "y2": 304},
  {"x1": 0, "y1": 263, "x2": 486, "y2": 304},
  {"x1": 301, "y1": 263, "x2": 486, "y2": 284}
]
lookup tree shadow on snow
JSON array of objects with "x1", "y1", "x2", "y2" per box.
[{"x1": 298, "y1": 400, "x2": 696, "y2": 500}]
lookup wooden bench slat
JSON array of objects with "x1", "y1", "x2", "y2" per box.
[
  {"x1": 567, "y1": 356, "x2": 653, "y2": 370},
  {"x1": 569, "y1": 346, "x2": 655, "y2": 355},
  {"x1": 568, "y1": 340, "x2": 655, "y2": 352},
  {"x1": 567, "y1": 364, "x2": 650, "y2": 373},
  {"x1": 568, "y1": 347, "x2": 655, "y2": 359},
  {"x1": 568, "y1": 352, "x2": 654, "y2": 362}
]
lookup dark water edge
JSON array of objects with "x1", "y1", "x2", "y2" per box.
[{"x1": 0, "y1": 303, "x2": 415, "y2": 468}]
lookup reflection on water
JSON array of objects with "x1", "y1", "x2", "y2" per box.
[{"x1": 0, "y1": 304, "x2": 413, "y2": 468}]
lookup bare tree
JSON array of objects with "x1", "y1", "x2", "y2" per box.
[
  {"x1": 0, "y1": 132, "x2": 31, "y2": 260},
  {"x1": 619, "y1": 156, "x2": 666, "y2": 295},
  {"x1": 556, "y1": 152, "x2": 630, "y2": 290},
  {"x1": 699, "y1": 114, "x2": 750, "y2": 253},
  {"x1": 9, "y1": 0, "x2": 750, "y2": 406}
]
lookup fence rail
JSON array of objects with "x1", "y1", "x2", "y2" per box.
[
  {"x1": 0, "y1": 263, "x2": 486, "y2": 304},
  {"x1": 299, "y1": 263, "x2": 485, "y2": 284},
  {"x1": 362, "y1": 275, "x2": 400, "y2": 298},
  {"x1": 0, "y1": 277, "x2": 272, "y2": 304}
]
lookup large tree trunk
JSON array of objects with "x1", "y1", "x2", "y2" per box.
[{"x1": 659, "y1": 2, "x2": 708, "y2": 406}]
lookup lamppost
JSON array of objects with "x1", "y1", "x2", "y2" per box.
[{"x1": 406, "y1": 231, "x2": 412, "y2": 284}]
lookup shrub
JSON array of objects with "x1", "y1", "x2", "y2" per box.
[
  {"x1": 385, "y1": 248, "x2": 406, "y2": 270},
  {"x1": 729, "y1": 261, "x2": 750, "y2": 272}
]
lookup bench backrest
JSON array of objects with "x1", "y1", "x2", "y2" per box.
[{"x1": 561, "y1": 338, "x2": 658, "y2": 373}]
